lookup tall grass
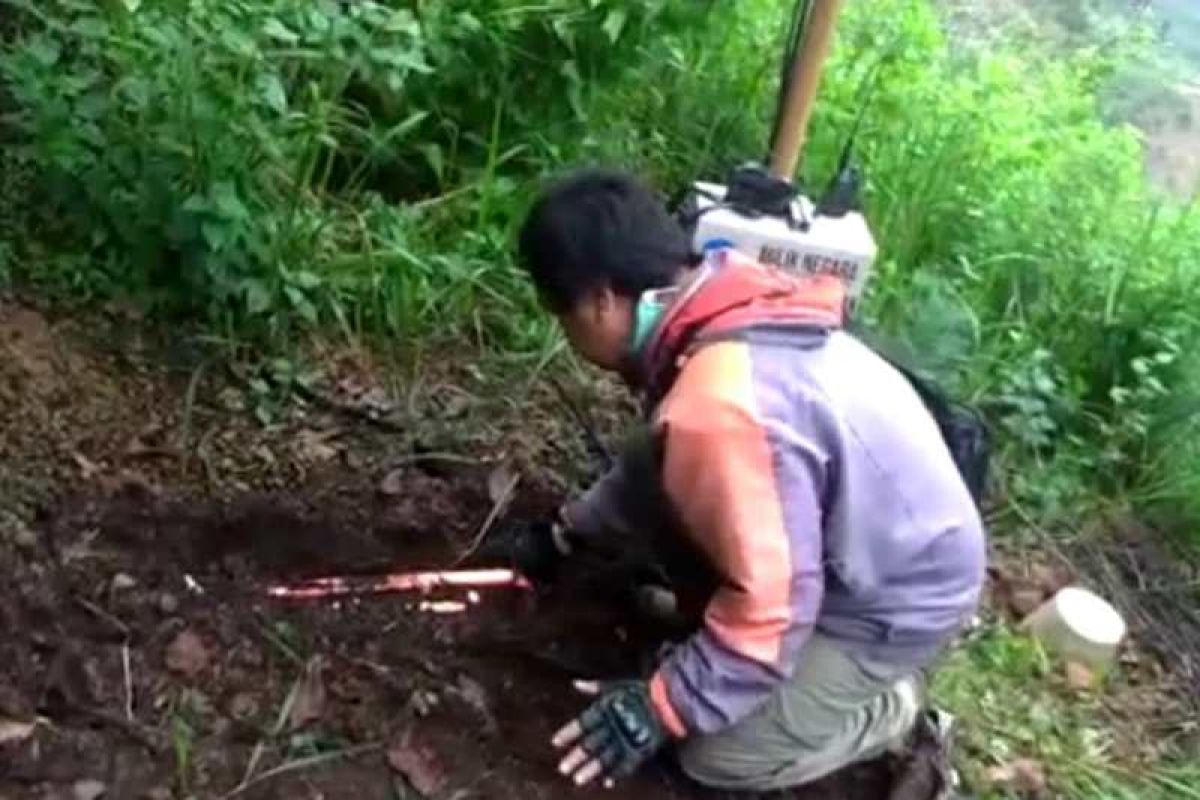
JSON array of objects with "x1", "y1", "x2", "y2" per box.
[{"x1": 1, "y1": 0, "x2": 1197, "y2": 535}]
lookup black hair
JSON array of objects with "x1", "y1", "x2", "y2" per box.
[{"x1": 518, "y1": 169, "x2": 694, "y2": 313}]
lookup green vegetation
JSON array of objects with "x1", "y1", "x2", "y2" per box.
[
  {"x1": 9, "y1": 0, "x2": 1194, "y2": 538},
  {"x1": 933, "y1": 623, "x2": 1200, "y2": 799}
]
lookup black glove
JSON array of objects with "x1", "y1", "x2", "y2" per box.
[
  {"x1": 471, "y1": 516, "x2": 570, "y2": 583},
  {"x1": 552, "y1": 681, "x2": 669, "y2": 787}
]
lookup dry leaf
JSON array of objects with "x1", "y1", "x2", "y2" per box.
[
  {"x1": 288, "y1": 657, "x2": 326, "y2": 730},
  {"x1": 0, "y1": 718, "x2": 36, "y2": 746},
  {"x1": 1064, "y1": 660, "x2": 1095, "y2": 691},
  {"x1": 72, "y1": 452, "x2": 102, "y2": 480},
  {"x1": 296, "y1": 429, "x2": 340, "y2": 464},
  {"x1": 486, "y1": 461, "x2": 520, "y2": 505},
  {"x1": 379, "y1": 468, "x2": 405, "y2": 496},
  {"x1": 986, "y1": 758, "x2": 1047, "y2": 796},
  {"x1": 387, "y1": 734, "x2": 447, "y2": 797},
  {"x1": 165, "y1": 630, "x2": 209, "y2": 678}
]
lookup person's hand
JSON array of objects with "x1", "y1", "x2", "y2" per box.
[
  {"x1": 471, "y1": 515, "x2": 572, "y2": 582},
  {"x1": 551, "y1": 680, "x2": 668, "y2": 788}
]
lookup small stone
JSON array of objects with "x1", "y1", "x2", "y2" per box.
[
  {"x1": 73, "y1": 779, "x2": 107, "y2": 800},
  {"x1": 986, "y1": 758, "x2": 1047, "y2": 796},
  {"x1": 111, "y1": 573, "x2": 137, "y2": 592},
  {"x1": 164, "y1": 630, "x2": 209, "y2": 678},
  {"x1": 12, "y1": 520, "x2": 38, "y2": 550},
  {"x1": 218, "y1": 388, "x2": 245, "y2": 412},
  {"x1": 158, "y1": 593, "x2": 179, "y2": 614},
  {"x1": 1008, "y1": 584, "x2": 1046, "y2": 618},
  {"x1": 1065, "y1": 661, "x2": 1095, "y2": 691},
  {"x1": 142, "y1": 788, "x2": 171, "y2": 800},
  {"x1": 228, "y1": 692, "x2": 258, "y2": 720}
]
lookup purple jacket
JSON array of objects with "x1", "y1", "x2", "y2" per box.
[{"x1": 569, "y1": 252, "x2": 986, "y2": 738}]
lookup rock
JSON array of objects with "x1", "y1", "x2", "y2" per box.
[
  {"x1": 386, "y1": 734, "x2": 447, "y2": 797},
  {"x1": 164, "y1": 630, "x2": 209, "y2": 678},
  {"x1": 1065, "y1": 660, "x2": 1095, "y2": 691},
  {"x1": 379, "y1": 468, "x2": 405, "y2": 496},
  {"x1": 218, "y1": 388, "x2": 245, "y2": 412},
  {"x1": 228, "y1": 692, "x2": 258, "y2": 720},
  {"x1": 14, "y1": 523, "x2": 38, "y2": 550},
  {"x1": 158, "y1": 593, "x2": 179, "y2": 614},
  {"x1": 111, "y1": 573, "x2": 137, "y2": 592},
  {"x1": 1029, "y1": 563, "x2": 1066, "y2": 594},
  {"x1": 0, "y1": 717, "x2": 37, "y2": 745},
  {"x1": 986, "y1": 758, "x2": 1047, "y2": 796},
  {"x1": 1008, "y1": 583, "x2": 1046, "y2": 618},
  {"x1": 72, "y1": 779, "x2": 106, "y2": 800}
]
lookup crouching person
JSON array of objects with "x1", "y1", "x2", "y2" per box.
[{"x1": 512, "y1": 169, "x2": 986, "y2": 792}]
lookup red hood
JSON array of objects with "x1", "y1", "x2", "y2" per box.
[{"x1": 639, "y1": 251, "x2": 846, "y2": 399}]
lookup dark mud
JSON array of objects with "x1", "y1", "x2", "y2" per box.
[{"x1": 0, "y1": 476, "x2": 899, "y2": 800}]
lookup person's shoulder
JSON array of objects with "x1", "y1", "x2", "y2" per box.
[{"x1": 656, "y1": 340, "x2": 761, "y2": 427}]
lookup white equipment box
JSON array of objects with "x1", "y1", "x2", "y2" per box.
[{"x1": 691, "y1": 181, "x2": 878, "y2": 301}]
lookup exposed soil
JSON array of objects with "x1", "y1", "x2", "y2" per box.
[
  {"x1": 0, "y1": 301, "x2": 903, "y2": 800},
  {"x1": 4, "y1": 298, "x2": 1195, "y2": 799}
]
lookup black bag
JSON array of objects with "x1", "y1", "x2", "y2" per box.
[{"x1": 887, "y1": 358, "x2": 991, "y2": 508}]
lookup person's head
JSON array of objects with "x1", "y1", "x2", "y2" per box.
[{"x1": 518, "y1": 169, "x2": 693, "y2": 371}]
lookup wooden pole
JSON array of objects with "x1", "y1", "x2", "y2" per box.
[{"x1": 768, "y1": 0, "x2": 846, "y2": 181}]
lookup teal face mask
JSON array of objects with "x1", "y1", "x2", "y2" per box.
[{"x1": 629, "y1": 289, "x2": 672, "y2": 358}]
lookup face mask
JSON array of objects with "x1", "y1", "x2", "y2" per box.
[{"x1": 629, "y1": 288, "x2": 674, "y2": 358}]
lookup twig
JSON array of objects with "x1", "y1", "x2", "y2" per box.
[
  {"x1": 73, "y1": 596, "x2": 130, "y2": 638},
  {"x1": 121, "y1": 642, "x2": 133, "y2": 722},
  {"x1": 219, "y1": 742, "x2": 383, "y2": 800},
  {"x1": 179, "y1": 360, "x2": 209, "y2": 479},
  {"x1": 452, "y1": 471, "x2": 520, "y2": 567}
]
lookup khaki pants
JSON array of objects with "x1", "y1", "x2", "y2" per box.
[{"x1": 678, "y1": 634, "x2": 920, "y2": 792}]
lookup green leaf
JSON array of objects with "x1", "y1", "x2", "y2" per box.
[
  {"x1": 551, "y1": 18, "x2": 575, "y2": 52},
  {"x1": 27, "y1": 35, "x2": 61, "y2": 67},
  {"x1": 285, "y1": 286, "x2": 318, "y2": 323},
  {"x1": 182, "y1": 194, "x2": 209, "y2": 215},
  {"x1": 259, "y1": 74, "x2": 288, "y2": 113},
  {"x1": 420, "y1": 143, "x2": 445, "y2": 184},
  {"x1": 120, "y1": 0, "x2": 142, "y2": 11},
  {"x1": 602, "y1": 9, "x2": 628, "y2": 44},
  {"x1": 292, "y1": 271, "x2": 322, "y2": 290},
  {"x1": 244, "y1": 281, "x2": 273, "y2": 314},
  {"x1": 383, "y1": 9, "x2": 418, "y2": 34},
  {"x1": 71, "y1": 18, "x2": 109, "y2": 38},
  {"x1": 212, "y1": 182, "x2": 249, "y2": 221},
  {"x1": 201, "y1": 221, "x2": 232, "y2": 252},
  {"x1": 263, "y1": 18, "x2": 299, "y2": 44}
]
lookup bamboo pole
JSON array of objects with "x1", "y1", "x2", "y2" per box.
[{"x1": 768, "y1": 0, "x2": 847, "y2": 181}]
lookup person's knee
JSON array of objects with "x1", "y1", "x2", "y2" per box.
[
  {"x1": 676, "y1": 734, "x2": 800, "y2": 791},
  {"x1": 677, "y1": 738, "x2": 757, "y2": 789}
]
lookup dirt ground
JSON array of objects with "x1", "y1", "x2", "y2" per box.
[
  {"x1": 4, "y1": 297, "x2": 1197, "y2": 799},
  {"x1": 0, "y1": 299, "x2": 911, "y2": 800}
]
